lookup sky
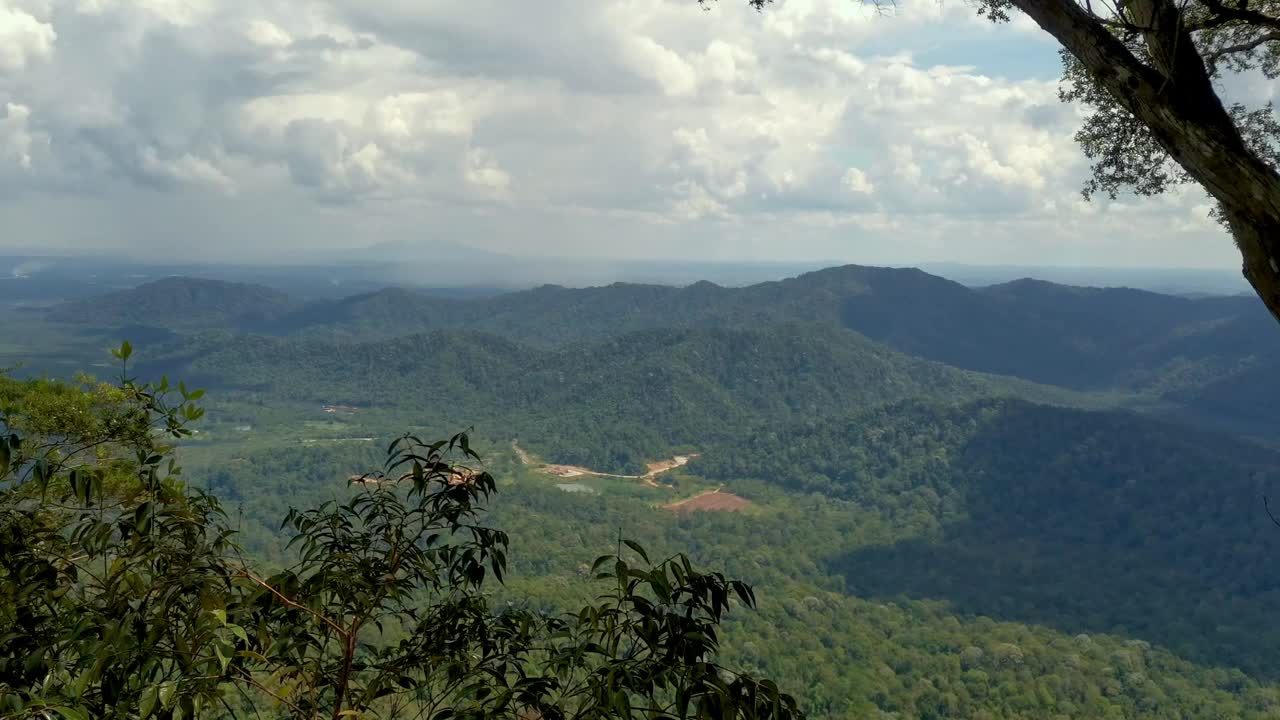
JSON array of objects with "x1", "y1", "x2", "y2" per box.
[{"x1": 0, "y1": 0, "x2": 1264, "y2": 269}]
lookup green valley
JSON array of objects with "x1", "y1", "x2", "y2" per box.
[{"x1": 7, "y1": 265, "x2": 1280, "y2": 718}]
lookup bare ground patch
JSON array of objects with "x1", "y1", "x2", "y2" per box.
[
  {"x1": 663, "y1": 488, "x2": 753, "y2": 513},
  {"x1": 516, "y1": 442, "x2": 697, "y2": 488}
]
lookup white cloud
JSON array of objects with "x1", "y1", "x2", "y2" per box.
[
  {"x1": 0, "y1": 4, "x2": 56, "y2": 72},
  {"x1": 139, "y1": 146, "x2": 235, "y2": 193},
  {"x1": 245, "y1": 19, "x2": 291, "y2": 49},
  {"x1": 465, "y1": 147, "x2": 510, "y2": 193},
  {"x1": 890, "y1": 145, "x2": 923, "y2": 186},
  {"x1": 842, "y1": 167, "x2": 873, "y2": 194},
  {"x1": 0, "y1": 0, "x2": 1253, "y2": 269},
  {"x1": 620, "y1": 35, "x2": 699, "y2": 97},
  {"x1": 366, "y1": 91, "x2": 476, "y2": 144},
  {"x1": 671, "y1": 179, "x2": 731, "y2": 221},
  {"x1": 0, "y1": 102, "x2": 38, "y2": 169}
]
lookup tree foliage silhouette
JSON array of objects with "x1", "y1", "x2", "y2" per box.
[{"x1": 0, "y1": 345, "x2": 801, "y2": 720}]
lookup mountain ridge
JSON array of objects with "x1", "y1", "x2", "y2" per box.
[
  {"x1": 145, "y1": 322, "x2": 1095, "y2": 473},
  {"x1": 45, "y1": 265, "x2": 1280, "y2": 433}
]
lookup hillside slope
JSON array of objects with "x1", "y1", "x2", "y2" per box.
[
  {"x1": 47, "y1": 276, "x2": 301, "y2": 330},
  {"x1": 59, "y1": 267, "x2": 1279, "y2": 388},
  {"x1": 275, "y1": 265, "x2": 1279, "y2": 395},
  {"x1": 146, "y1": 324, "x2": 1086, "y2": 472},
  {"x1": 50, "y1": 267, "x2": 1280, "y2": 435},
  {"x1": 695, "y1": 397, "x2": 1280, "y2": 674}
]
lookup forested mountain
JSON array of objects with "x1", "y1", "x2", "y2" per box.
[
  {"x1": 17, "y1": 263, "x2": 1280, "y2": 718},
  {"x1": 48, "y1": 267, "x2": 1280, "y2": 398},
  {"x1": 145, "y1": 324, "x2": 1078, "y2": 472},
  {"x1": 47, "y1": 276, "x2": 301, "y2": 329},
  {"x1": 695, "y1": 398, "x2": 1280, "y2": 672},
  {"x1": 270, "y1": 287, "x2": 472, "y2": 338}
]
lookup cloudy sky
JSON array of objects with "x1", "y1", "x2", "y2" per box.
[{"x1": 0, "y1": 0, "x2": 1264, "y2": 268}]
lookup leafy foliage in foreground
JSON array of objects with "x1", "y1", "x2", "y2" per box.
[
  {"x1": 0, "y1": 345, "x2": 234, "y2": 718},
  {"x1": 0, "y1": 350, "x2": 799, "y2": 720}
]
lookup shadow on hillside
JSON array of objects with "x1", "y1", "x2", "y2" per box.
[{"x1": 824, "y1": 404, "x2": 1280, "y2": 679}]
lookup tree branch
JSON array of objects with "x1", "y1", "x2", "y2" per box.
[
  {"x1": 1264, "y1": 495, "x2": 1280, "y2": 528},
  {"x1": 1012, "y1": 0, "x2": 1280, "y2": 218},
  {"x1": 1196, "y1": 0, "x2": 1280, "y2": 32},
  {"x1": 330, "y1": 634, "x2": 358, "y2": 720},
  {"x1": 236, "y1": 568, "x2": 349, "y2": 637},
  {"x1": 1204, "y1": 29, "x2": 1280, "y2": 74},
  {"x1": 236, "y1": 668, "x2": 306, "y2": 716}
]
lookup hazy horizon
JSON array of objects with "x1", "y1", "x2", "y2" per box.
[
  {"x1": 0, "y1": 246, "x2": 1251, "y2": 299},
  {"x1": 0, "y1": 242, "x2": 1254, "y2": 273}
]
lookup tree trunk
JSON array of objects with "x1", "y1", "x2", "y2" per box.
[
  {"x1": 1229, "y1": 211, "x2": 1280, "y2": 324},
  {"x1": 1012, "y1": 0, "x2": 1280, "y2": 323}
]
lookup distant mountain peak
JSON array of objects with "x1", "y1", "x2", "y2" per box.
[
  {"x1": 47, "y1": 275, "x2": 298, "y2": 328},
  {"x1": 685, "y1": 280, "x2": 723, "y2": 291}
]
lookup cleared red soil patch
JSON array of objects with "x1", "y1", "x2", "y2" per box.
[{"x1": 663, "y1": 489, "x2": 753, "y2": 513}]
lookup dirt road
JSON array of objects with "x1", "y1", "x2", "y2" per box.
[{"x1": 513, "y1": 442, "x2": 696, "y2": 488}]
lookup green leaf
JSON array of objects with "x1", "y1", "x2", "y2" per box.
[
  {"x1": 52, "y1": 707, "x2": 89, "y2": 720},
  {"x1": 215, "y1": 643, "x2": 230, "y2": 672},
  {"x1": 158, "y1": 681, "x2": 177, "y2": 709},
  {"x1": 613, "y1": 688, "x2": 633, "y2": 716},
  {"x1": 68, "y1": 667, "x2": 94, "y2": 699},
  {"x1": 236, "y1": 650, "x2": 269, "y2": 663},
  {"x1": 623, "y1": 539, "x2": 650, "y2": 564},
  {"x1": 134, "y1": 501, "x2": 153, "y2": 533},
  {"x1": 139, "y1": 686, "x2": 159, "y2": 719}
]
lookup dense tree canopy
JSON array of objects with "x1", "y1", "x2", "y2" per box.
[
  {"x1": 16, "y1": 267, "x2": 1280, "y2": 718},
  {"x1": 189, "y1": 398, "x2": 1280, "y2": 718}
]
